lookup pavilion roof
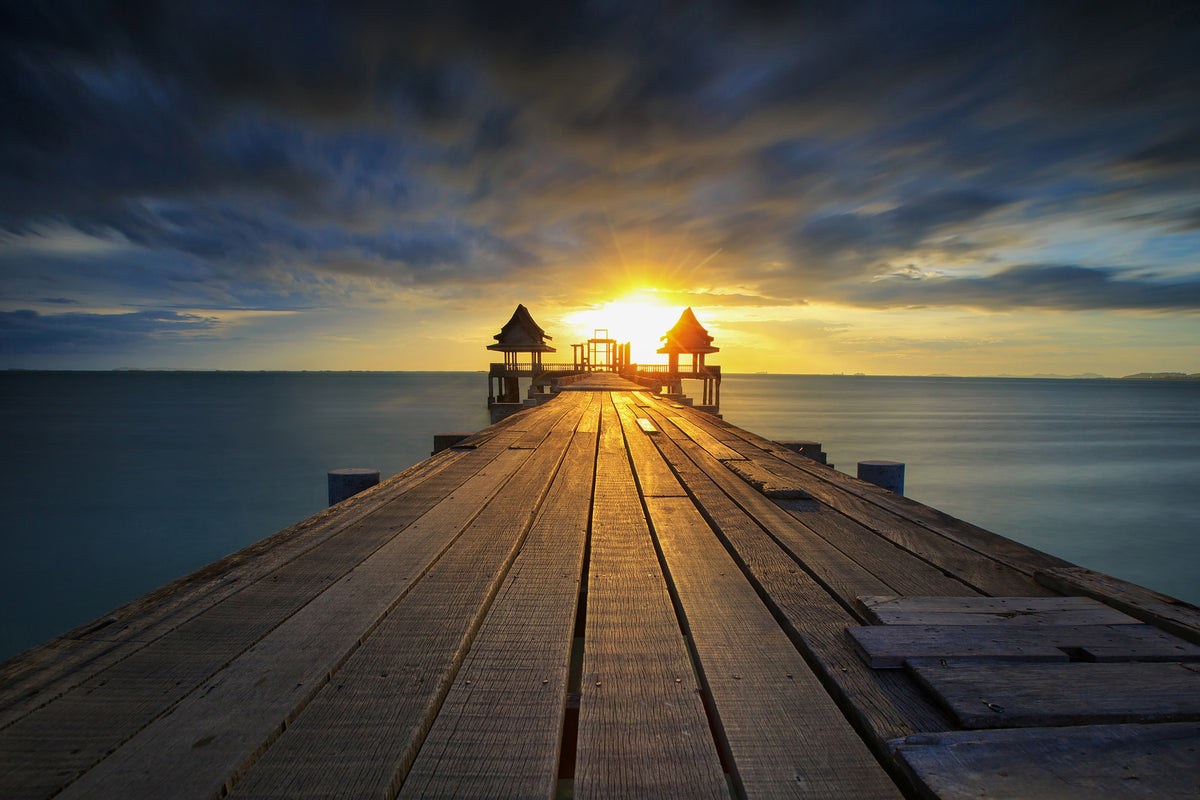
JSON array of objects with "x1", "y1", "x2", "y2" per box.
[
  {"x1": 487, "y1": 304, "x2": 557, "y2": 353},
  {"x1": 657, "y1": 307, "x2": 720, "y2": 354}
]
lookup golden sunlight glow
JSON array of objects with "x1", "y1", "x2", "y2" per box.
[{"x1": 563, "y1": 294, "x2": 682, "y2": 364}]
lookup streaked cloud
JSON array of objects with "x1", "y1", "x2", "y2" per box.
[{"x1": 1, "y1": 1, "x2": 1198, "y2": 372}]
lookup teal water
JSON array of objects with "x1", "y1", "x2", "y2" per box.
[{"x1": 1, "y1": 371, "x2": 1197, "y2": 660}]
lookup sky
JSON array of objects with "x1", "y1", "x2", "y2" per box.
[{"x1": 2, "y1": 1, "x2": 1199, "y2": 376}]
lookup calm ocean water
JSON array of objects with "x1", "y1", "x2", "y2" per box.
[{"x1": 2, "y1": 371, "x2": 1197, "y2": 660}]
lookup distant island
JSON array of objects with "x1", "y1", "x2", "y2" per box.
[{"x1": 1121, "y1": 372, "x2": 1200, "y2": 381}]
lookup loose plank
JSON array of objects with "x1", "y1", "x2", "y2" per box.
[
  {"x1": 627, "y1": 401, "x2": 950, "y2": 741},
  {"x1": 575, "y1": 398, "x2": 727, "y2": 800},
  {"x1": 849, "y1": 624, "x2": 1200, "y2": 668},
  {"x1": 644, "y1": 495, "x2": 903, "y2": 798},
  {"x1": 892, "y1": 722, "x2": 1200, "y2": 800},
  {"x1": 397, "y1": 399, "x2": 599, "y2": 798},
  {"x1": 858, "y1": 596, "x2": 1139, "y2": 627},
  {"x1": 908, "y1": 660, "x2": 1200, "y2": 728},
  {"x1": 1037, "y1": 566, "x2": 1200, "y2": 646}
]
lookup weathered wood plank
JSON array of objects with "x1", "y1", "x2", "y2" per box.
[
  {"x1": 775, "y1": 499, "x2": 978, "y2": 599},
  {"x1": 42, "y1": 439, "x2": 543, "y2": 800},
  {"x1": 395, "y1": 398, "x2": 599, "y2": 799},
  {"x1": 908, "y1": 660, "x2": 1200, "y2": 728},
  {"x1": 660, "y1": 414, "x2": 747, "y2": 462},
  {"x1": 849, "y1": 624, "x2": 1200, "y2": 668},
  {"x1": 859, "y1": 595, "x2": 1140, "y2": 627},
  {"x1": 642, "y1": 493, "x2": 903, "y2": 798},
  {"x1": 218, "y1": 395, "x2": 592, "y2": 800},
  {"x1": 680, "y1": 404, "x2": 1072, "y2": 578},
  {"x1": 647, "y1": 398, "x2": 1053, "y2": 597},
  {"x1": 892, "y1": 723, "x2": 1200, "y2": 800},
  {"x1": 0, "y1": 438, "x2": 536, "y2": 800},
  {"x1": 610, "y1": 400, "x2": 689, "y2": 498},
  {"x1": 627, "y1": 400, "x2": 951, "y2": 741},
  {"x1": 575, "y1": 398, "x2": 727, "y2": 800},
  {"x1": 1037, "y1": 566, "x2": 1200, "y2": 646},
  {"x1": 0, "y1": 445, "x2": 469, "y2": 729}
]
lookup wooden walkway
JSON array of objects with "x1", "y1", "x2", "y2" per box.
[{"x1": 3, "y1": 381, "x2": 1199, "y2": 799}]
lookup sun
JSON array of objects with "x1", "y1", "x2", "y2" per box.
[{"x1": 564, "y1": 295, "x2": 681, "y2": 364}]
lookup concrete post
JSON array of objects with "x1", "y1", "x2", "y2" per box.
[
  {"x1": 432, "y1": 433, "x2": 472, "y2": 455},
  {"x1": 857, "y1": 460, "x2": 904, "y2": 495},
  {"x1": 328, "y1": 468, "x2": 380, "y2": 506}
]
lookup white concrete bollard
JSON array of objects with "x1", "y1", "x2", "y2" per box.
[
  {"x1": 328, "y1": 468, "x2": 380, "y2": 506},
  {"x1": 857, "y1": 460, "x2": 905, "y2": 495}
]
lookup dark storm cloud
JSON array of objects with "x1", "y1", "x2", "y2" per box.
[
  {"x1": 852, "y1": 263, "x2": 1200, "y2": 312},
  {"x1": 0, "y1": 308, "x2": 218, "y2": 354},
  {"x1": 1, "y1": 0, "x2": 1199, "y2": 329}
]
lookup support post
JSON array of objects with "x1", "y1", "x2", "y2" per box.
[
  {"x1": 857, "y1": 460, "x2": 904, "y2": 495},
  {"x1": 328, "y1": 468, "x2": 381, "y2": 506}
]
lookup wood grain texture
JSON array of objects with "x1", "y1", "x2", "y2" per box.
[
  {"x1": 685, "y1": 406, "x2": 1072, "y2": 578},
  {"x1": 397, "y1": 398, "x2": 599, "y2": 799},
  {"x1": 629, "y1": 404, "x2": 947, "y2": 742},
  {"x1": 858, "y1": 595, "x2": 1140, "y2": 627},
  {"x1": 643, "y1": 493, "x2": 903, "y2": 799},
  {"x1": 221, "y1": 395, "x2": 592, "y2": 800},
  {"x1": 647, "y1": 397, "x2": 1050, "y2": 597},
  {"x1": 0, "y1": 446, "x2": 469, "y2": 729},
  {"x1": 1037, "y1": 566, "x2": 1200, "y2": 645},
  {"x1": 848, "y1": 624, "x2": 1200, "y2": 668},
  {"x1": 47, "y1": 442, "x2": 542, "y2": 800},
  {"x1": 575, "y1": 398, "x2": 727, "y2": 800},
  {"x1": 908, "y1": 660, "x2": 1200, "y2": 728},
  {"x1": 0, "y1": 440, "x2": 532, "y2": 800},
  {"x1": 892, "y1": 723, "x2": 1200, "y2": 800}
]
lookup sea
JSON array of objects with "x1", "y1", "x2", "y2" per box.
[{"x1": 2, "y1": 371, "x2": 1198, "y2": 661}]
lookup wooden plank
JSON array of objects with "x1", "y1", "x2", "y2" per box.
[
  {"x1": 397, "y1": 400, "x2": 600, "y2": 798},
  {"x1": 217, "y1": 396, "x2": 591, "y2": 800},
  {"x1": 41, "y1": 436, "x2": 544, "y2": 800},
  {"x1": 636, "y1": 403, "x2": 970, "y2": 607},
  {"x1": 892, "y1": 723, "x2": 1200, "y2": 800},
  {"x1": 636, "y1": 416, "x2": 657, "y2": 433},
  {"x1": 575, "y1": 398, "x2": 727, "y2": 800},
  {"x1": 858, "y1": 596, "x2": 1140, "y2": 627},
  {"x1": 689, "y1": 408, "x2": 1073, "y2": 578},
  {"x1": 643, "y1": 493, "x2": 904, "y2": 798},
  {"x1": 723, "y1": 460, "x2": 810, "y2": 499},
  {"x1": 1037, "y1": 566, "x2": 1200, "y2": 646},
  {"x1": 0, "y1": 444, "x2": 471, "y2": 730},
  {"x1": 661, "y1": 414, "x2": 747, "y2": 462},
  {"x1": 908, "y1": 660, "x2": 1200, "y2": 728},
  {"x1": 775, "y1": 499, "x2": 979, "y2": 599},
  {"x1": 627, "y1": 406, "x2": 952, "y2": 741},
  {"x1": 0, "y1": 439, "x2": 535, "y2": 800},
  {"x1": 849, "y1": 624, "x2": 1200, "y2": 668},
  {"x1": 611, "y1": 397, "x2": 688, "y2": 498},
  {"x1": 649, "y1": 400, "x2": 1052, "y2": 597}
]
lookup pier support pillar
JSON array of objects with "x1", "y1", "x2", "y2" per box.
[
  {"x1": 432, "y1": 433, "x2": 472, "y2": 455},
  {"x1": 778, "y1": 440, "x2": 828, "y2": 464},
  {"x1": 857, "y1": 460, "x2": 904, "y2": 495},
  {"x1": 328, "y1": 468, "x2": 380, "y2": 506}
]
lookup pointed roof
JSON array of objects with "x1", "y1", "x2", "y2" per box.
[
  {"x1": 487, "y1": 304, "x2": 557, "y2": 353},
  {"x1": 657, "y1": 307, "x2": 720, "y2": 354}
]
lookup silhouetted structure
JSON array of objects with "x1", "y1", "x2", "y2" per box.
[
  {"x1": 656, "y1": 307, "x2": 721, "y2": 410},
  {"x1": 487, "y1": 304, "x2": 556, "y2": 409}
]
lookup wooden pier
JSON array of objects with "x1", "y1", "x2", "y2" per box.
[{"x1": 2, "y1": 376, "x2": 1199, "y2": 799}]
